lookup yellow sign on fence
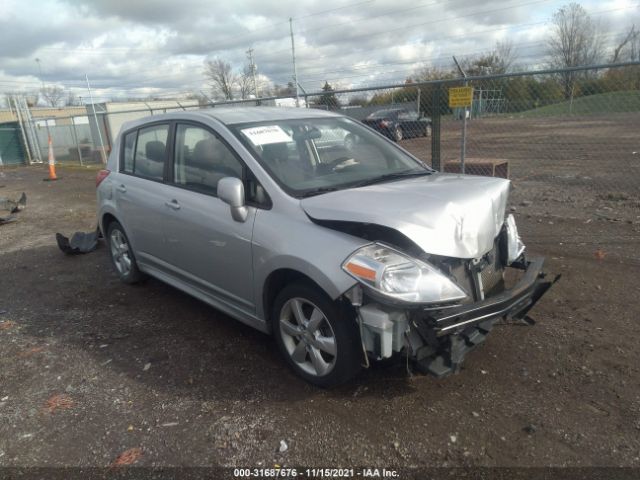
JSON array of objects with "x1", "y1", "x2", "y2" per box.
[{"x1": 448, "y1": 86, "x2": 474, "y2": 108}]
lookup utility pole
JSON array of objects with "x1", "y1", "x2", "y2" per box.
[
  {"x1": 35, "y1": 58, "x2": 45, "y2": 108},
  {"x1": 35, "y1": 58, "x2": 45, "y2": 91},
  {"x1": 246, "y1": 48, "x2": 259, "y2": 98},
  {"x1": 289, "y1": 17, "x2": 300, "y2": 107}
]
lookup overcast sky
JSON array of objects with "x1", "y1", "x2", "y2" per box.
[{"x1": 0, "y1": 0, "x2": 638, "y2": 102}]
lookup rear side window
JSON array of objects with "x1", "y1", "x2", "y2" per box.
[
  {"x1": 122, "y1": 131, "x2": 136, "y2": 173},
  {"x1": 133, "y1": 124, "x2": 169, "y2": 180}
]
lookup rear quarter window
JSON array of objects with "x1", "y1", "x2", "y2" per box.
[{"x1": 122, "y1": 131, "x2": 136, "y2": 173}]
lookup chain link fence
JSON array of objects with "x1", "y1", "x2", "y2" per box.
[
  {"x1": 315, "y1": 62, "x2": 640, "y2": 228},
  {"x1": 8, "y1": 62, "x2": 639, "y2": 232}
]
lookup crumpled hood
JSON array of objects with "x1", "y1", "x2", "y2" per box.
[{"x1": 300, "y1": 173, "x2": 511, "y2": 259}]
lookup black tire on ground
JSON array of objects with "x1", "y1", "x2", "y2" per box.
[
  {"x1": 393, "y1": 126, "x2": 403, "y2": 142},
  {"x1": 272, "y1": 282, "x2": 362, "y2": 387},
  {"x1": 106, "y1": 220, "x2": 145, "y2": 284}
]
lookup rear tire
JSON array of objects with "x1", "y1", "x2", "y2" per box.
[
  {"x1": 107, "y1": 221, "x2": 145, "y2": 284},
  {"x1": 272, "y1": 283, "x2": 362, "y2": 387}
]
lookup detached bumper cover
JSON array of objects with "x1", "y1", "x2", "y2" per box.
[{"x1": 411, "y1": 257, "x2": 555, "y2": 377}]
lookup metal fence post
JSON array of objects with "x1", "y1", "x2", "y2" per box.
[
  {"x1": 453, "y1": 56, "x2": 468, "y2": 174},
  {"x1": 461, "y1": 87, "x2": 467, "y2": 174},
  {"x1": 70, "y1": 118, "x2": 83, "y2": 167},
  {"x1": 431, "y1": 84, "x2": 442, "y2": 171},
  {"x1": 11, "y1": 97, "x2": 33, "y2": 165}
]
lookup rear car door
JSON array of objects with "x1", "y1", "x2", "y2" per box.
[
  {"x1": 115, "y1": 123, "x2": 174, "y2": 269},
  {"x1": 160, "y1": 122, "x2": 257, "y2": 313}
]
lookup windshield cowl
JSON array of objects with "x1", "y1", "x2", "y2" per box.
[{"x1": 349, "y1": 169, "x2": 433, "y2": 189}]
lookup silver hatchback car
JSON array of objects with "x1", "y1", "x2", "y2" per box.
[{"x1": 97, "y1": 107, "x2": 553, "y2": 386}]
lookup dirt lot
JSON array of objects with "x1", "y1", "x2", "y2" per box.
[{"x1": 1, "y1": 113, "x2": 639, "y2": 471}]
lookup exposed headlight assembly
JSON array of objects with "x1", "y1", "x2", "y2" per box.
[
  {"x1": 505, "y1": 214, "x2": 526, "y2": 264},
  {"x1": 342, "y1": 243, "x2": 468, "y2": 304}
]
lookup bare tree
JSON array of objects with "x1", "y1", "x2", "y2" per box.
[
  {"x1": 611, "y1": 25, "x2": 638, "y2": 62},
  {"x1": 65, "y1": 90, "x2": 79, "y2": 106},
  {"x1": 413, "y1": 66, "x2": 456, "y2": 82},
  {"x1": 547, "y1": 3, "x2": 602, "y2": 99},
  {"x1": 204, "y1": 59, "x2": 237, "y2": 100},
  {"x1": 607, "y1": 23, "x2": 640, "y2": 90},
  {"x1": 238, "y1": 65, "x2": 254, "y2": 100},
  {"x1": 462, "y1": 43, "x2": 516, "y2": 76},
  {"x1": 494, "y1": 40, "x2": 516, "y2": 73},
  {"x1": 41, "y1": 85, "x2": 65, "y2": 107}
]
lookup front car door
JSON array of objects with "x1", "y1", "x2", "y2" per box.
[{"x1": 160, "y1": 122, "x2": 257, "y2": 316}]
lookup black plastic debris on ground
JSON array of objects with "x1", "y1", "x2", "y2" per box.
[
  {"x1": 0, "y1": 192, "x2": 26, "y2": 225},
  {"x1": 0, "y1": 214, "x2": 17, "y2": 225},
  {"x1": 56, "y1": 229, "x2": 101, "y2": 255}
]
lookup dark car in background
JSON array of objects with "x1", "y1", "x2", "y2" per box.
[{"x1": 362, "y1": 108, "x2": 431, "y2": 142}]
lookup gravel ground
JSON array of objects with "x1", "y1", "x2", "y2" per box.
[{"x1": 0, "y1": 159, "x2": 639, "y2": 471}]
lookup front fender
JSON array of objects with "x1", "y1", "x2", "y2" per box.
[{"x1": 252, "y1": 208, "x2": 367, "y2": 321}]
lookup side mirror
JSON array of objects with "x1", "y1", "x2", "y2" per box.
[{"x1": 218, "y1": 177, "x2": 248, "y2": 222}]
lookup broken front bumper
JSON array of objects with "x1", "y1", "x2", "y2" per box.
[
  {"x1": 433, "y1": 256, "x2": 552, "y2": 334},
  {"x1": 409, "y1": 256, "x2": 555, "y2": 377}
]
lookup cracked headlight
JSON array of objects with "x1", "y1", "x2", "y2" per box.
[
  {"x1": 505, "y1": 214, "x2": 526, "y2": 264},
  {"x1": 342, "y1": 243, "x2": 468, "y2": 304}
]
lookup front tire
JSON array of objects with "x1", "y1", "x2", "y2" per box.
[
  {"x1": 107, "y1": 221, "x2": 145, "y2": 284},
  {"x1": 272, "y1": 283, "x2": 362, "y2": 387}
]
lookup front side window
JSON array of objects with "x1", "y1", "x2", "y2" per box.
[
  {"x1": 231, "y1": 117, "x2": 429, "y2": 197},
  {"x1": 173, "y1": 124, "x2": 243, "y2": 195},
  {"x1": 133, "y1": 124, "x2": 169, "y2": 180}
]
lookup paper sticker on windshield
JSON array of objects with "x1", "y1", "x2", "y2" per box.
[{"x1": 241, "y1": 125, "x2": 292, "y2": 146}]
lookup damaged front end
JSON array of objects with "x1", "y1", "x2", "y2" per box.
[{"x1": 341, "y1": 216, "x2": 557, "y2": 378}]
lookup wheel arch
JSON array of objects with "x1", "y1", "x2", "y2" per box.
[
  {"x1": 263, "y1": 268, "x2": 323, "y2": 332},
  {"x1": 100, "y1": 212, "x2": 119, "y2": 236},
  {"x1": 262, "y1": 267, "x2": 356, "y2": 333}
]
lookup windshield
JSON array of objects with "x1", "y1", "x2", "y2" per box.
[{"x1": 231, "y1": 116, "x2": 430, "y2": 198}]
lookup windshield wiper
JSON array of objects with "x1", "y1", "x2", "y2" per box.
[
  {"x1": 300, "y1": 187, "x2": 340, "y2": 198},
  {"x1": 350, "y1": 169, "x2": 432, "y2": 188}
]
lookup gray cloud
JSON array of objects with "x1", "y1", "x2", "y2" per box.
[{"x1": 0, "y1": 0, "x2": 637, "y2": 100}]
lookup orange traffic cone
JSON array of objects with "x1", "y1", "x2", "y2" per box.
[{"x1": 44, "y1": 135, "x2": 58, "y2": 181}]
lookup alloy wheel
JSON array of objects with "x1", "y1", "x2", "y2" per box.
[
  {"x1": 279, "y1": 298, "x2": 337, "y2": 377},
  {"x1": 109, "y1": 228, "x2": 132, "y2": 276}
]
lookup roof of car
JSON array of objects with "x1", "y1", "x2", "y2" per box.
[
  {"x1": 118, "y1": 107, "x2": 343, "y2": 134},
  {"x1": 200, "y1": 106, "x2": 341, "y2": 125}
]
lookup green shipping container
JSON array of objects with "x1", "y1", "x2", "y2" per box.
[{"x1": 0, "y1": 122, "x2": 26, "y2": 165}]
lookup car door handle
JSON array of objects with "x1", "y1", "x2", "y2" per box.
[
  {"x1": 165, "y1": 199, "x2": 181, "y2": 210},
  {"x1": 117, "y1": 184, "x2": 127, "y2": 193}
]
